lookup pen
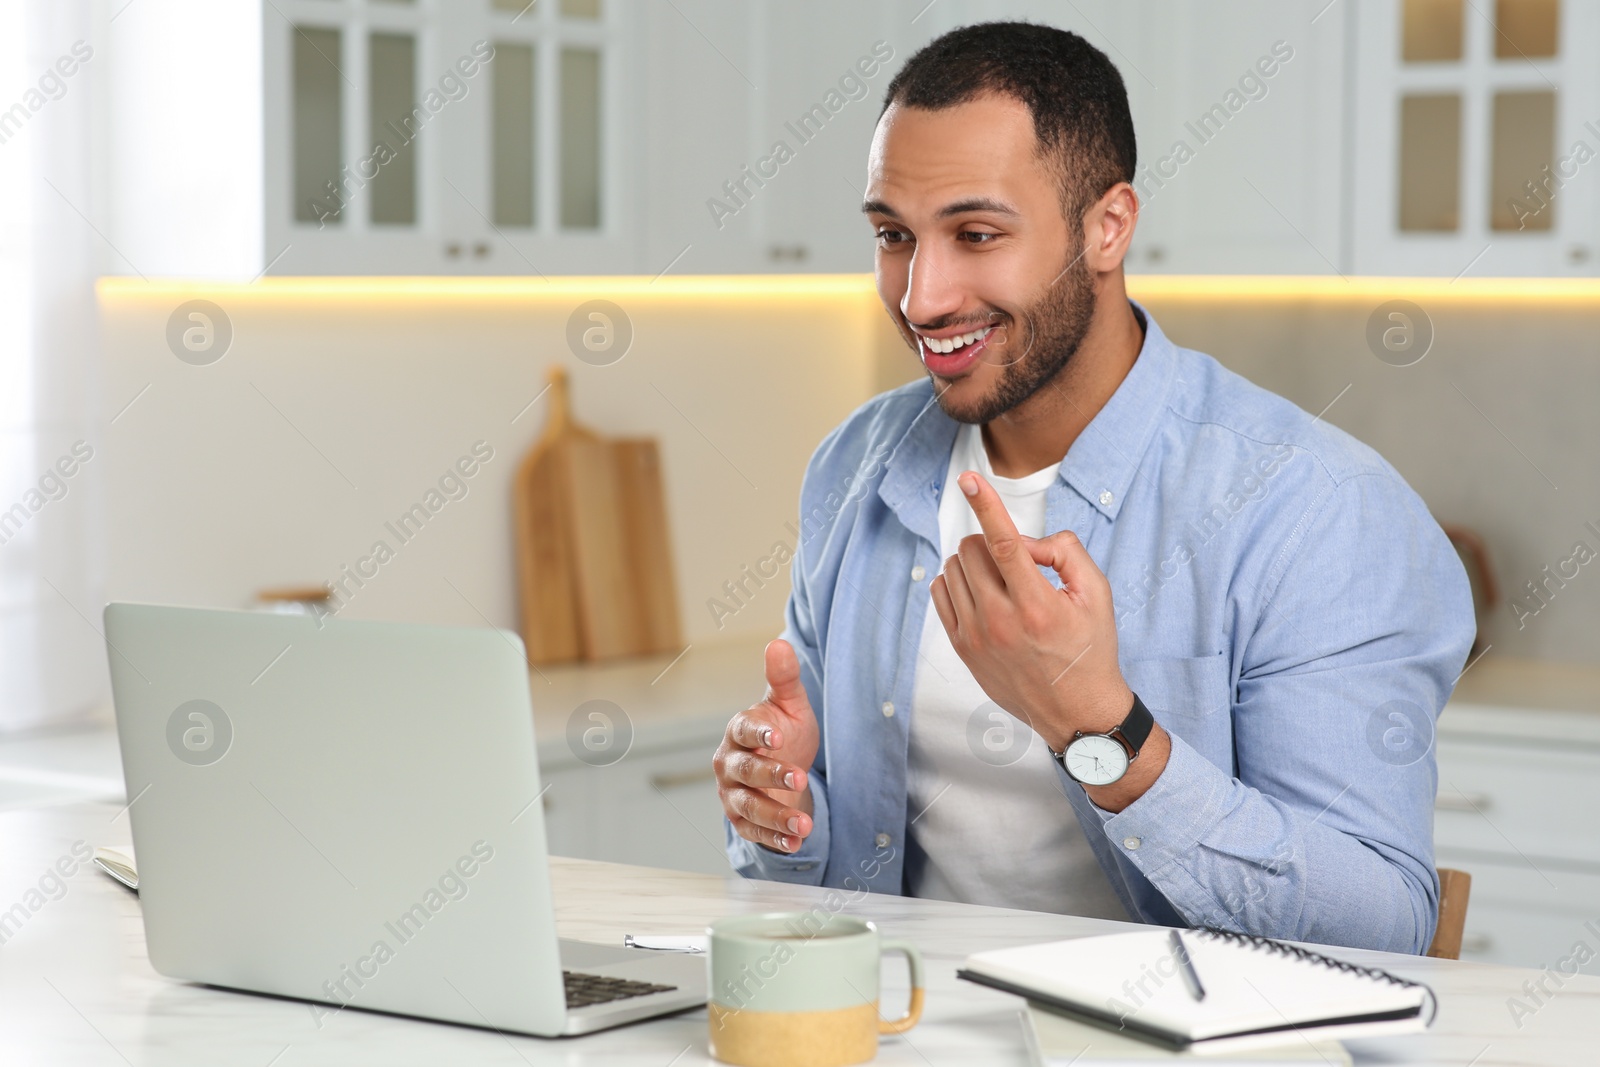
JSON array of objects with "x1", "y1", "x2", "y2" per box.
[{"x1": 1169, "y1": 929, "x2": 1206, "y2": 1002}]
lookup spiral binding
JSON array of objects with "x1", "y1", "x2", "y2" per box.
[{"x1": 1193, "y1": 926, "x2": 1439, "y2": 1025}]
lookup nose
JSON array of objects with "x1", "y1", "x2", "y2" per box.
[{"x1": 899, "y1": 244, "x2": 965, "y2": 332}]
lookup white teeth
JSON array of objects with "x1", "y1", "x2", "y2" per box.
[
  {"x1": 924, "y1": 325, "x2": 992, "y2": 355},
  {"x1": 921, "y1": 327, "x2": 992, "y2": 356}
]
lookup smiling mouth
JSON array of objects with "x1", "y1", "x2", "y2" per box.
[{"x1": 917, "y1": 324, "x2": 996, "y2": 355}]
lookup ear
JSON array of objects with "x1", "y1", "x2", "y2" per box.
[{"x1": 1082, "y1": 181, "x2": 1139, "y2": 275}]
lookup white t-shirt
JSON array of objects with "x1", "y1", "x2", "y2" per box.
[{"x1": 903, "y1": 422, "x2": 1127, "y2": 919}]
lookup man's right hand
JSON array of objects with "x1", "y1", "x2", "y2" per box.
[{"x1": 713, "y1": 638, "x2": 821, "y2": 854}]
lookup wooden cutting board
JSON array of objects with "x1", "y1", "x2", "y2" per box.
[{"x1": 514, "y1": 366, "x2": 682, "y2": 664}]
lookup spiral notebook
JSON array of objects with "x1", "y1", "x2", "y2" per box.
[{"x1": 958, "y1": 927, "x2": 1435, "y2": 1056}]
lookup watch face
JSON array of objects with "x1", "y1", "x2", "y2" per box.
[{"x1": 1064, "y1": 733, "x2": 1129, "y2": 786}]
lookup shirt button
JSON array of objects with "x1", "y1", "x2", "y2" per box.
[
  {"x1": 881, "y1": 701, "x2": 895, "y2": 717},
  {"x1": 1100, "y1": 490, "x2": 1115, "y2": 507},
  {"x1": 910, "y1": 565, "x2": 926, "y2": 582},
  {"x1": 875, "y1": 833, "x2": 891, "y2": 849},
  {"x1": 1122, "y1": 836, "x2": 1141, "y2": 851}
]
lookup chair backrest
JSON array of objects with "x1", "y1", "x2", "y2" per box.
[{"x1": 1426, "y1": 867, "x2": 1472, "y2": 959}]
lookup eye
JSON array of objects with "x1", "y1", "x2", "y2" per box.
[
  {"x1": 960, "y1": 230, "x2": 999, "y2": 245},
  {"x1": 874, "y1": 227, "x2": 910, "y2": 246}
]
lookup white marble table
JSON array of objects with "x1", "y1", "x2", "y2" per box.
[{"x1": 3, "y1": 803, "x2": 1597, "y2": 1066}]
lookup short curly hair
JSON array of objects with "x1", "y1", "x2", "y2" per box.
[{"x1": 880, "y1": 21, "x2": 1137, "y2": 222}]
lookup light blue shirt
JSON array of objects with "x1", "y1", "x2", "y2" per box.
[{"x1": 726, "y1": 303, "x2": 1474, "y2": 954}]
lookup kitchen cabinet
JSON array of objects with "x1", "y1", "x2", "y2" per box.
[
  {"x1": 635, "y1": 0, "x2": 909, "y2": 276},
  {"x1": 748, "y1": 0, "x2": 1600, "y2": 277},
  {"x1": 528, "y1": 636, "x2": 764, "y2": 877},
  {"x1": 1434, "y1": 676, "x2": 1600, "y2": 977},
  {"x1": 684, "y1": 0, "x2": 1355, "y2": 277},
  {"x1": 109, "y1": 0, "x2": 635, "y2": 278},
  {"x1": 109, "y1": 1, "x2": 1600, "y2": 277},
  {"x1": 540, "y1": 742, "x2": 729, "y2": 876},
  {"x1": 727, "y1": 5, "x2": 903, "y2": 274},
  {"x1": 1110, "y1": 0, "x2": 1349, "y2": 275},
  {"x1": 1349, "y1": 0, "x2": 1600, "y2": 275}
]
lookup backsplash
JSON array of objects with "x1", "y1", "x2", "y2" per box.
[
  {"x1": 1134, "y1": 280, "x2": 1600, "y2": 668},
  {"x1": 98, "y1": 276, "x2": 1600, "y2": 671}
]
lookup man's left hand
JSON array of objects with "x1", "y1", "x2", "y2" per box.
[{"x1": 929, "y1": 470, "x2": 1134, "y2": 752}]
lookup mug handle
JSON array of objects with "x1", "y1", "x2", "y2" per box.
[{"x1": 877, "y1": 939, "x2": 925, "y2": 1034}]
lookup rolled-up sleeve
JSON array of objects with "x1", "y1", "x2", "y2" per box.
[{"x1": 1072, "y1": 471, "x2": 1475, "y2": 954}]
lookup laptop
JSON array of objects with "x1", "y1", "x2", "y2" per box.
[{"x1": 102, "y1": 602, "x2": 707, "y2": 1037}]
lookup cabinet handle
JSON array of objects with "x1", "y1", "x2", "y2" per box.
[
  {"x1": 650, "y1": 768, "x2": 717, "y2": 791},
  {"x1": 1435, "y1": 792, "x2": 1492, "y2": 812}
]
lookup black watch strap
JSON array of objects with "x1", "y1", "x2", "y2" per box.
[{"x1": 1113, "y1": 693, "x2": 1155, "y2": 757}]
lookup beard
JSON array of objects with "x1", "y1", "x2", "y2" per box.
[{"x1": 928, "y1": 245, "x2": 1097, "y2": 425}]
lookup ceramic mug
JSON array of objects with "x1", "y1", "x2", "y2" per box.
[{"x1": 706, "y1": 911, "x2": 924, "y2": 1067}]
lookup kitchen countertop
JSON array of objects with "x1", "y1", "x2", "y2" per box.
[
  {"x1": 1449, "y1": 654, "x2": 1600, "y2": 712},
  {"x1": 529, "y1": 637, "x2": 1600, "y2": 760},
  {"x1": 4, "y1": 801, "x2": 1597, "y2": 1065},
  {"x1": 1443, "y1": 654, "x2": 1600, "y2": 746}
]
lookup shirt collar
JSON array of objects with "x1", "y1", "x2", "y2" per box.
[
  {"x1": 879, "y1": 299, "x2": 1175, "y2": 531},
  {"x1": 1058, "y1": 299, "x2": 1175, "y2": 521}
]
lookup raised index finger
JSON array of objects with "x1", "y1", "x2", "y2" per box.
[{"x1": 957, "y1": 470, "x2": 1047, "y2": 597}]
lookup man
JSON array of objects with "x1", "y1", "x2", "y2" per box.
[{"x1": 712, "y1": 22, "x2": 1472, "y2": 954}]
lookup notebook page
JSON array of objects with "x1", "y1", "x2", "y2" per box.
[{"x1": 967, "y1": 930, "x2": 1427, "y2": 1041}]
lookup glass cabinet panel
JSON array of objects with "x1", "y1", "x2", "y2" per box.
[
  {"x1": 1489, "y1": 90, "x2": 1556, "y2": 230},
  {"x1": 559, "y1": 47, "x2": 601, "y2": 229},
  {"x1": 1494, "y1": 0, "x2": 1559, "y2": 59},
  {"x1": 493, "y1": 42, "x2": 536, "y2": 227},
  {"x1": 1402, "y1": 0, "x2": 1464, "y2": 62},
  {"x1": 369, "y1": 32, "x2": 418, "y2": 226},
  {"x1": 293, "y1": 27, "x2": 343, "y2": 225},
  {"x1": 1398, "y1": 93, "x2": 1462, "y2": 231}
]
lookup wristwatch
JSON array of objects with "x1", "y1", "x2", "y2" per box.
[{"x1": 1049, "y1": 693, "x2": 1154, "y2": 786}]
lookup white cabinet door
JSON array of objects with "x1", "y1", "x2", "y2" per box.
[
  {"x1": 633, "y1": 0, "x2": 764, "y2": 277},
  {"x1": 443, "y1": 0, "x2": 640, "y2": 275},
  {"x1": 736, "y1": 3, "x2": 906, "y2": 274},
  {"x1": 1435, "y1": 718, "x2": 1600, "y2": 974},
  {"x1": 1349, "y1": 0, "x2": 1600, "y2": 275},
  {"x1": 746, "y1": 0, "x2": 1349, "y2": 275},
  {"x1": 1119, "y1": 0, "x2": 1348, "y2": 274},
  {"x1": 1436, "y1": 736, "x2": 1600, "y2": 867},
  {"x1": 112, "y1": 0, "x2": 639, "y2": 278},
  {"x1": 1434, "y1": 856, "x2": 1600, "y2": 976},
  {"x1": 538, "y1": 741, "x2": 730, "y2": 876},
  {"x1": 589, "y1": 745, "x2": 730, "y2": 875},
  {"x1": 537, "y1": 762, "x2": 598, "y2": 861},
  {"x1": 264, "y1": 0, "x2": 458, "y2": 274}
]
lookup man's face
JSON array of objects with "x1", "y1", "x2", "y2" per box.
[{"x1": 864, "y1": 92, "x2": 1097, "y2": 424}]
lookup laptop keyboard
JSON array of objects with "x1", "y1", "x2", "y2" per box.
[{"x1": 563, "y1": 970, "x2": 677, "y2": 1009}]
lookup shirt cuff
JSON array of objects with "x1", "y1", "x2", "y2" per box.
[
  {"x1": 1093, "y1": 732, "x2": 1233, "y2": 877},
  {"x1": 727, "y1": 775, "x2": 831, "y2": 881}
]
